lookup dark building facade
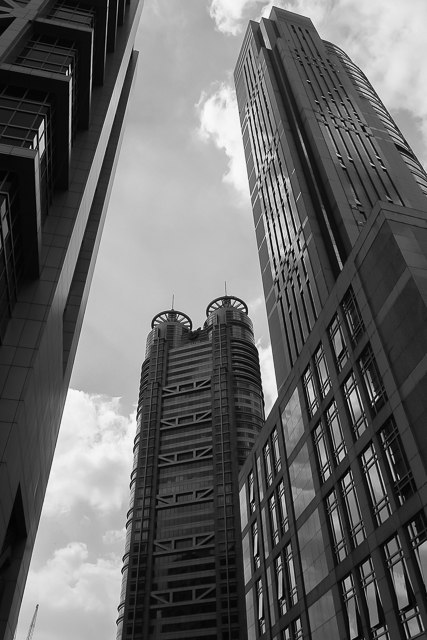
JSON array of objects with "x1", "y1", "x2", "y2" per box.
[
  {"x1": 235, "y1": 8, "x2": 427, "y2": 640},
  {"x1": 116, "y1": 297, "x2": 265, "y2": 640},
  {"x1": 0, "y1": 0, "x2": 143, "y2": 635}
]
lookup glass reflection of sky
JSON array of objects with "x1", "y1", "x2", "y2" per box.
[
  {"x1": 289, "y1": 443, "x2": 315, "y2": 518},
  {"x1": 308, "y1": 589, "x2": 339, "y2": 639},
  {"x1": 297, "y1": 509, "x2": 328, "y2": 592},
  {"x1": 281, "y1": 387, "x2": 304, "y2": 456}
]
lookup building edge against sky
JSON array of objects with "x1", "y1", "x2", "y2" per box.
[
  {"x1": 235, "y1": 7, "x2": 427, "y2": 640},
  {"x1": 0, "y1": 0, "x2": 143, "y2": 637},
  {"x1": 117, "y1": 297, "x2": 265, "y2": 640}
]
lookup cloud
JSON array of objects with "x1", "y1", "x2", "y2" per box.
[
  {"x1": 103, "y1": 528, "x2": 126, "y2": 545},
  {"x1": 196, "y1": 81, "x2": 250, "y2": 202},
  {"x1": 25, "y1": 543, "x2": 121, "y2": 613},
  {"x1": 206, "y1": 0, "x2": 427, "y2": 163},
  {"x1": 256, "y1": 338, "x2": 277, "y2": 415},
  {"x1": 208, "y1": 0, "x2": 264, "y2": 35},
  {"x1": 43, "y1": 390, "x2": 135, "y2": 516}
]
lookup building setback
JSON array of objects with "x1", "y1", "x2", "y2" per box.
[
  {"x1": 0, "y1": 0, "x2": 143, "y2": 635},
  {"x1": 235, "y1": 8, "x2": 427, "y2": 640},
  {"x1": 117, "y1": 297, "x2": 264, "y2": 640}
]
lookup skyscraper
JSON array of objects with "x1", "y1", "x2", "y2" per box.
[
  {"x1": 0, "y1": 0, "x2": 143, "y2": 636},
  {"x1": 235, "y1": 8, "x2": 427, "y2": 640},
  {"x1": 117, "y1": 297, "x2": 264, "y2": 640}
]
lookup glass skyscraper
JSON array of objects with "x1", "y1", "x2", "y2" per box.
[
  {"x1": 117, "y1": 297, "x2": 264, "y2": 640},
  {"x1": 235, "y1": 8, "x2": 427, "y2": 640},
  {"x1": 0, "y1": 0, "x2": 143, "y2": 636}
]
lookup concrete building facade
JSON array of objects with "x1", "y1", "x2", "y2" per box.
[
  {"x1": 235, "y1": 8, "x2": 427, "y2": 640},
  {"x1": 0, "y1": 0, "x2": 143, "y2": 636}
]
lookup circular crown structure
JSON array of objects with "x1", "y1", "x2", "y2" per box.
[
  {"x1": 206, "y1": 296, "x2": 248, "y2": 318},
  {"x1": 151, "y1": 310, "x2": 192, "y2": 330}
]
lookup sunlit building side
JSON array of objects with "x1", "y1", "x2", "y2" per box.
[
  {"x1": 235, "y1": 8, "x2": 427, "y2": 640},
  {"x1": 0, "y1": 0, "x2": 143, "y2": 636}
]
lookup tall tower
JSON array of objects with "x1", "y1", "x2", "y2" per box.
[
  {"x1": 235, "y1": 8, "x2": 427, "y2": 640},
  {"x1": 117, "y1": 297, "x2": 265, "y2": 640},
  {"x1": 0, "y1": 0, "x2": 143, "y2": 636}
]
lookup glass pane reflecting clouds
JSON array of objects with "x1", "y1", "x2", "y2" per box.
[
  {"x1": 281, "y1": 387, "x2": 304, "y2": 456},
  {"x1": 289, "y1": 443, "x2": 315, "y2": 518},
  {"x1": 297, "y1": 508, "x2": 328, "y2": 592},
  {"x1": 308, "y1": 589, "x2": 339, "y2": 639}
]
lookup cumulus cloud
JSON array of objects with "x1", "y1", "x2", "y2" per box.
[
  {"x1": 207, "y1": 0, "x2": 427, "y2": 162},
  {"x1": 208, "y1": 0, "x2": 266, "y2": 35},
  {"x1": 196, "y1": 81, "x2": 250, "y2": 202},
  {"x1": 256, "y1": 338, "x2": 277, "y2": 415},
  {"x1": 43, "y1": 390, "x2": 135, "y2": 516},
  {"x1": 26, "y1": 543, "x2": 121, "y2": 613},
  {"x1": 103, "y1": 528, "x2": 126, "y2": 545}
]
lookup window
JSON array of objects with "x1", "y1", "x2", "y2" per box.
[
  {"x1": 48, "y1": 0, "x2": 95, "y2": 27},
  {"x1": 252, "y1": 521, "x2": 260, "y2": 569},
  {"x1": 256, "y1": 456, "x2": 264, "y2": 501},
  {"x1": 314, "y1": 344, "x2": 331, "y2": 397},
  {"x1": 297, "y1": 509, "x2": 328, "y2": 592},
  {"x1": 303, "y1": 365, "x2": 319, "y2": 417},
  {"x1": 289, "y1": 443, "x2": 315, "y2": 518},
  {"x1": 264, "y1": 442, "x2": 273, "y2": 487},
  {"x1": 361, "y1": 443, "x2": 391, "y2": 525},
  {"x1": 269, "y1": 494, "x2": 280, "y2": 546},
  {"x1": 359, "y1": 558, "x2": 389, "y2": 639},
  {"x1": 326, "y1": 490, "x2": 347, "y2": 562},
  {"x1": 342, "y1": 288, "x2": 365, "y2": 344},
  {"x1": 341, "y1": 470, "x2": 365, "y2": 546},
  {"x1": 329, "y1": 315, "x2": 348, "y2": 370},
  {"x1": 344, "y1": 373, "x2": 367, "y2": 438},
  {"x1": 248, "y1": 471, "x2": 256, "y2": 514},
  {"x1": 341, "y1": 574, "x2": 363, "y2": 640},
  {"x1": 359, "y1": 346, "x2": 387, "y2": 413},
  {"x1": 313, "y1": 422, "x2": 332, "y2": 482},
  {"x1": 281, "y1": 387, "x2": 304, "y2": 456},
  {"x1": 384, "y1": 535, "x2": 424, "y2": 638},
  {"x1": 380, "y1": 419, "x2": 415, "y2": 504},
  {"x1": 326, "y1": 401, "x2": 347, "y2": 464},
  {"x1": 275, "y1": 554, "x2": 286, "y2": 615},
  {"x1": 256, "y1": 579, "x2": 265, "y2": 634},
  {"x1": 272, "y1": 428, "x2": 282, "y2": 473},
  {"x1": 285, "y1": 543, "x2": 298, "y2": 605},
  {"x1": 408, "y1": 512, "x2": 427, "y2": 592},
  {"x1": 281, "y1": 619, "x2": 303, "y2": 640},
  {"x1": 278, "y1": 481, "x2": 289, "y2": 534}
]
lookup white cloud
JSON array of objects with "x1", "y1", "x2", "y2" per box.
[
  {"x1": 207, "y1": 0, "x2": 264, "y2": 35},
  {"x1": 196, "y1": 81, "x2": 250, "y2": 202},
  {"x1": 25, "y1": 543, "x2": 121, "y2": 613},
  {"x1": 103, "y1": 528, "x2": 126, "y2": 545},
  {"x1": 207, "y1": 0, "x2": 427, "y2": 163},
  {"x1": 256, "y1": 338, "x2": 277, "y2": 415},
  {"x1": 43, "y1": 390, "x2": 135, "y2": 516}
]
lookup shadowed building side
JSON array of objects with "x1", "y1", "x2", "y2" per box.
[
  {"x1": 0, "y1": 0, "x2": 144, "y2": 637},
  {"x1": 117, "y1": 297, "x2": 265, "y2": 640}
]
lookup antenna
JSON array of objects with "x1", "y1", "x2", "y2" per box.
[
  {"x1": 171, "y1": 294, "x2": 174, "y2": 310},
  {"x1": 224, "y1": 281, "x2": 227, "y2": 296},
  {"x1": 26, "y1": 605, "x2": 39, "y2": 640}
]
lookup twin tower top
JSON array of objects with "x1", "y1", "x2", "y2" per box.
[{"x1": 150, "y1": 295, "x2": 250, "y2": 331}]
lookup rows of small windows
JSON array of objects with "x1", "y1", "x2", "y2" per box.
[
  {"x1": 325, "y1": 416, "x2": 416, "y2": 559},
  {"x1": 294, "y1": 31, "x2": 401, "y2": 214},
  {"x1": 48, "y1": 0, "x2": 96, "y2": 28},
  {"x1": 252, "y1": 508, "x2": 427, "y2": 640},
  {"x1": 0, "y1": 173, "x2": 23, "y2": 342},
  {"x1": 0, "y1": 86, "x2": 55, "y2": 225}
]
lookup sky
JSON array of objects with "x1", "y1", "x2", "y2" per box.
[{"x1": 15, "y1": 0, "x2": 427, "y2": 638}]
